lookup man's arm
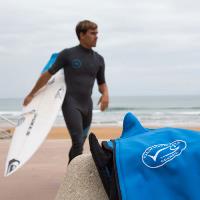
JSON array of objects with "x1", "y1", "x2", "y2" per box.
[
  {"x1": 23, "y1": 71, "x2": 52, "y2": 106},
  {"x1": 98, "y1": 83, "x2": 109, "y2": 111}
]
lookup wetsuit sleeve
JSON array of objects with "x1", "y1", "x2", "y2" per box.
[
  {"x1": 96, "y1": 56, "x2": 106, "y2": 85},
  {"x1": 48, "y1": 50, "x2": 65, "y2": 75}
]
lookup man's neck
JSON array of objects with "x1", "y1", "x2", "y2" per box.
[{"x1": 79, "y1": 43, "x2": 92, "y2": 49}]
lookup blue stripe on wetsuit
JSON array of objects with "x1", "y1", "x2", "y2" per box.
[{"x1": 41, "y1": 53, "x2": 58, "y2": 74}]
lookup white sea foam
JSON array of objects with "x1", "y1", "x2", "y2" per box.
[{"x1": 0, "y1": 96, "x2": 200, "y2": 128}]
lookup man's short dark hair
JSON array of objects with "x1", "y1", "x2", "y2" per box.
[{"x1": 76, "y1": 20, "x2": 97, "y2": 40}]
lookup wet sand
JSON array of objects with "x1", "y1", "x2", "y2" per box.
[{"x1": 47, "y1": 126, "x2": 122, "y2": 139}]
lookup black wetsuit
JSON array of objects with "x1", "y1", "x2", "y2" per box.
[{"x1": 48, "y1": 45, "x2": 105, "y2": 162}]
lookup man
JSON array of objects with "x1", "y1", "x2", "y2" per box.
[{"x1": 23, "y1": 20, "x2": 109, "y2": 162}]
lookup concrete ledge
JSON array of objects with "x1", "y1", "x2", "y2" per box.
[{"x1": 55, "y1": 154, "x2": 108, "y2": 200}]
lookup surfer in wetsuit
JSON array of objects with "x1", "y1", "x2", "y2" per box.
[{"x1": 23, "y1": 20, "x2": 109, "y2": 163}]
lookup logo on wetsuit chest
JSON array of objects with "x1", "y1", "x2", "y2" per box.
[{"x1": 71, "y1": 59, "x2": 82, "y2": 69}]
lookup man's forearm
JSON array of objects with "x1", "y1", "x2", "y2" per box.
[
  {"x1": 98, "y1": 83, "x2": 109, "y2": 96},
  {"x1": 98, "y1": 83, "x2": 109, "y2": 111},
  {"x1": 28, "y1": 71, "x2": 52, "y2": 96}
]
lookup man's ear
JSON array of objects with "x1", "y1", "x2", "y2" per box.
[{"x1": 79, "y1": 32, "x2": 86, "y2": 40}]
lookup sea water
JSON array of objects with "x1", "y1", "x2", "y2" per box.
[{"x1": 0, "y1": 95, "x2": 200, "y2": 128}]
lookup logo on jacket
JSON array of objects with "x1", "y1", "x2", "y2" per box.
[
  {"x1": 142, "y1": 140, "x2": 187, "y2": 168},
  {"x1": 71, "y1": 59, "x2": 81, "y2": 69}
]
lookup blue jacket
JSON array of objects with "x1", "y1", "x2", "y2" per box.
[{"x1": 105, "y1": 112, "x2": 200, "y2": 200}]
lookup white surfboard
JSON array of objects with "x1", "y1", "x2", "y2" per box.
[{"x1": 4, "y1": 69, "x2": 66, "y2": 176}]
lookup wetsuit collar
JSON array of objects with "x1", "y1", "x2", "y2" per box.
[{"x1": 78, "y1": 44, "x2": 93, "y2": 53}]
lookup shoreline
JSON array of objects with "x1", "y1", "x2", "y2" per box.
[{"x1": 1, "y1": 126, "x2": 200, "y2": 140}]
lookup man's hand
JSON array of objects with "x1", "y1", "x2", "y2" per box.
[
  {"x1": 98, "y1": 95, "x2": 109, "y2": 111},
  {"x1": 23, "y1": 94, "x2": 34, "y2": 106},
  {"x1": 22, "y1": 71, "x2": 52, "y2": 107}
]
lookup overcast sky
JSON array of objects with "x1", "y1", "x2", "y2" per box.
[{"x1": 1, "y1": 0, "x2": 200, "y2": 98}]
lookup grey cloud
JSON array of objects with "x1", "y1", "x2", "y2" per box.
[{"x1": 0, "y1": 0, "x2": 200, "y2": 97}]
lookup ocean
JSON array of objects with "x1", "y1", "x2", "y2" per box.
[{"x1": 0, "y1": 95, "x2": 200, "y2": 128}]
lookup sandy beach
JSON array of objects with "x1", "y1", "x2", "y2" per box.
[
  {"x1": 1, "y1": 126, "x2": 200, "y2": 200},
  {"x1": 47, "y1": 126, "x2": 122, "y2": 139},
  {"x1": 0, "y1": 126, "x2": 122, "y2": 200}
]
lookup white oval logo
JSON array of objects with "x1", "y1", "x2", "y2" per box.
[{"x1": 142, "y1": 140, "x2": 187, "y2": 168}]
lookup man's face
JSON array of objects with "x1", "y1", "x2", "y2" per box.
[{"x1": 80, "y1": 28, "x2": 98, "y2": 48}]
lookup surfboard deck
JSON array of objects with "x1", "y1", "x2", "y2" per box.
[{"x1": 4, "y1": 69, "x2": 66, "y2": 176}]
